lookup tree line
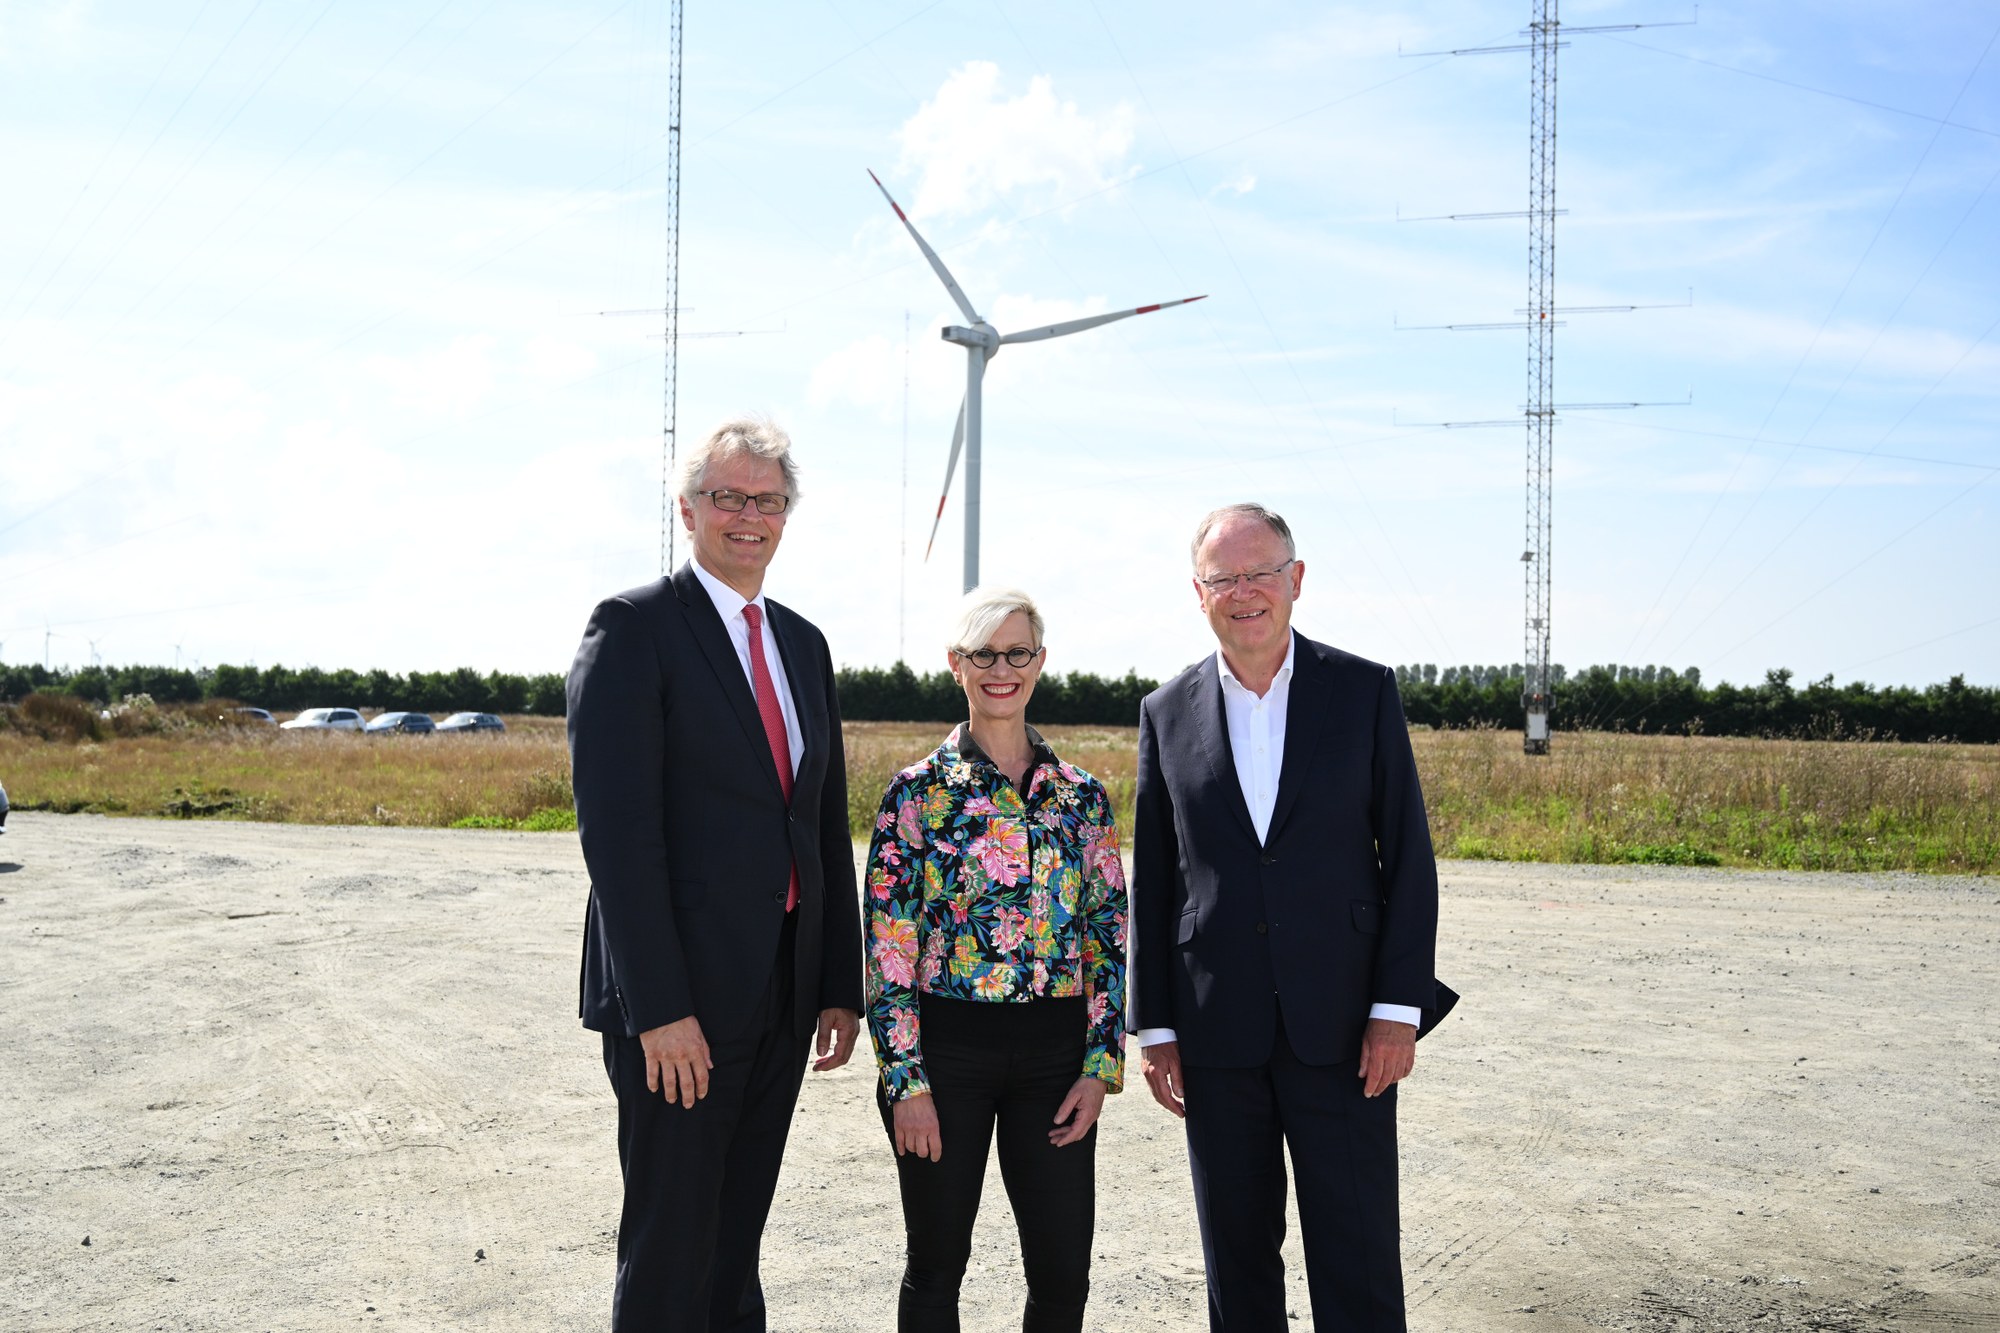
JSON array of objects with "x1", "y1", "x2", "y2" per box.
[
  {"x1": 0, "y1": 660, "x2": 1158, "y2": 726},
  {"x1": 0, "y1": 662, "x2": 568, "y2": 717},
  {"x1": 1393, "y1": 663, "x2": 2000, "y2": 743},
  {"x1": 3, "y1": 659, "x2": 1996, "y2": 741}
]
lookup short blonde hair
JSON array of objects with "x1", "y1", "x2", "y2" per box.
[
  {"x1": 677, "y1": 414, "x2": 801, "y2": 504},
  {"x1": 947, "y1": 586, "x2": 1044, "y2": 654}
]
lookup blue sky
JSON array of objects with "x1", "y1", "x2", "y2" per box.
[{"x1": 1, "y1": 0, "x2": 1994, "y2": 690}]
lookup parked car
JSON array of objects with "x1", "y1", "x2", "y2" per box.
[
  {"x1": 232, "y1": 706, "x2": 277, "y2": 725},
  {"x1": 0, "y1": 777, "x2": 9, "y2": 833},
  {"x1": 280, "y1": 707, "x2": 365, "y2": 732},
  {"x1": 364, "y1": 711, "x2": 435, "y2": 735},
  {"x1": 436, "y1": 712, "x2": 506, "y2": 733}
]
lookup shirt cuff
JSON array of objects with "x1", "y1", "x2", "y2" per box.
[
  {"x1": 1369, "y1": 1003, "x2": 1421, "y2": 1028},
  {"x1": 1134, "y1": 1027, "x2": 1178, "y2": 1047}
]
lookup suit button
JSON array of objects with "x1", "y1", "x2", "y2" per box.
[
  {"x1": 1255, "y1": 922, "x2": 1268, "y2": 934},
  {"x1": 772, "y1": 891, "x2": 787, "y2": 904},
  {"x1": 1260, "y1": 852, "x2": 1277, "y2": 865}
]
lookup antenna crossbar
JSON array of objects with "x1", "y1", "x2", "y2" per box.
[{"x1": 1397, "y1": 208, "x2": 1568, "y2": 222}]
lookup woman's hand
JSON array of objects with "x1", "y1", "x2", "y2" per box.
[
  {"x1": 1049, "y1": 1077, "x2": 1108, "y2": 1147},
  {"x1": 893, "y1": 1092, "x2": 943, "y2": 1161}
]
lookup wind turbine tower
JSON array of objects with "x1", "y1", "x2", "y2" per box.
[{"x1": 869, "y1": 171, "x2": 1205, "y2": 593}]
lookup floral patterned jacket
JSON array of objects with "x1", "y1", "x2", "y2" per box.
[{"x1": 864, "y1": 724, "x2": 1128, "y2": 1101}]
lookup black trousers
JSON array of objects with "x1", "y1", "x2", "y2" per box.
[
  {"x1": 602, "y1": 915, "x2": 807, "y2": 1333},
  {"x1": 1182, "y1": 1014, "x2": 1404, "y2": 1332},
  {"x1": 876, "y1": 994, "x2": 1095, "y2": 1333}
]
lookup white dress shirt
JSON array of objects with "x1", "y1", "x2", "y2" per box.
[
  {"x1": 688, "y1": 557, "x2": 803, "y2": 777},
  {"x1": 1137, "y1": 632, "x2": 1420, "y2": 1048}
]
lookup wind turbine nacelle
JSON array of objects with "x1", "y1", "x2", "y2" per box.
[{"x1": 941, "y1": 324, "x2": 997, "y2": 350}]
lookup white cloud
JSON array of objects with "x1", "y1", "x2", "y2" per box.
[
  {"x1": 894, "y1": 63, "x2": 1138, "y2": 219},
  {"x1": 808, "y1": 334, "x2": 900, "y2": 413},
  {"x1": 1211, "y1": 169, "x2": 1257, "y2": 198},
  {"x1": 360, "y1": 335, "x2": 498, "y2": 419},
  {"x1": 519, "y1": 335, "x2": 598, "y2": 384},
  {"x1": 807, "y1": 311, "x2": 968, "y2": 416}
]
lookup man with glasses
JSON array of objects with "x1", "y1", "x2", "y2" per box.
[
  {"x1": 567, "y1": 415, "x2": 863, "y2": 1331},
  {"x1": 1128, "y1": 502, "x2": 1453, "y2": 1331}
]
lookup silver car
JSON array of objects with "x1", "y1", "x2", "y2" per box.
[{"x1": 280, "y1": 707, "x2": 365, "y2": 732}]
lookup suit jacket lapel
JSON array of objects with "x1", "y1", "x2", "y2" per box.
[
  {"x1": 672, "y1": 563, "x2": 783, "y2": 793},
  {"x1": 1189, "y1": 655, "x2": 1259, "y2": 844},
  {"x1": 765, "y1": 597, "x2": 820, "y2": 778},
  {"x1": 1266, "y1": 633, "x2": 1329, "y2": 845}
]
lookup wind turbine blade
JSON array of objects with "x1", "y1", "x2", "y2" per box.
[
  {"x1": 922, "y1": 398, "x2": 968, "y2": 563},
  {"x1": 868, "y1": 169, "x2": 980, "y2": 326},
  {"x1": 997, "y1": 295, "x2": 1208, "y2": 346}
]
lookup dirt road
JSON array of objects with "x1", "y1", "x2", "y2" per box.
[{"x1": 1, "y1": 813, "x2": 1994, "y2": 1330}]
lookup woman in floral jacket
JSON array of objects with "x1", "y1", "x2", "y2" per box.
[{"x1": 864, "y1": 586, "x2": 1127, "y2": 1333}]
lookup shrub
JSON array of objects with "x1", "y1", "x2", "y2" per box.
[{"x1": 13, "y1": 692, "x2": 103, "y2": 742}]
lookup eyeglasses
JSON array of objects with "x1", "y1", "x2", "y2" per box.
[
  {"x1": 954, "y1": 646, "x2": 1045, "y2": 669},
  {"x1": 697, "y1": 488, "x2": 791, "y2": 515},
  {"x1": 1196, "y1": 559, "x2": 1296, "y2": 594}
]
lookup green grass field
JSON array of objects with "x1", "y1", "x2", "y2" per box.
[{"x1": 3, "y1": 710, "x2": 1994, "y2": 873}]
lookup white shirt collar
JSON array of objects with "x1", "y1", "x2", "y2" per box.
[
  {"x1": 1216, "y1": 630, "x2": 1296, "y2": 696},
  {"x1": 688, "y1": 555, "x2": 767, "y2": 619}
]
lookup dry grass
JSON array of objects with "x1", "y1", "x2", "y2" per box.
[
  {"x1": 3, "y1": 717, "x2": 1993, "y2": 873},
  {"x1": 0, "y1": 716, "x2": 573, "y2": 828},
  {"x1": 1414, "y1": 727, "x2": 2000, "y2": 873}
]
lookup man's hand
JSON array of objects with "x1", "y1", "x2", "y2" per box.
[
  {"x1": 640, "y1": 1015, "x2": 713, "y2": 1108},
  {"x1": 812, "y1": 1007, "x2": 860, "y2": 1072},
  {"x1": 1140, "y1": 1040, "x2": 1187, "y2": 1119},
  {"x1": 1357, "y1": 1017, "x2": 1417, "y2": 1098},
  {"x1": 1050, "y1": 1077, "x2": 1108, "y2": 1146},
  {"x1": 892, "y1": 1092, "x2": 942, "y2": 1161}
]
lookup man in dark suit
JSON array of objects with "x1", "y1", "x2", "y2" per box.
[
  {"x1": 567, "y1": 415, "x2": 864, "y2": 1332},
  {"x1": 1128, "y1": 502, "x2": 1446, "y2": 1331}
]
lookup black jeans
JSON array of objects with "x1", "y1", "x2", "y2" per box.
[{"x1": 877, "y1": 993, "x2": 1096, "y2": 1333}]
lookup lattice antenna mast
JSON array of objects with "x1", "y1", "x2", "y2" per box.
[
  {"x1": 660, "y1": 0, "x2": 684, "y2": 576},
  {"x1": 1522, "y1": 0, "x2": 1558, "y2": 753},
  {"x1": 1399, "y1": 3, "x2": 1692, "y2": 754}
]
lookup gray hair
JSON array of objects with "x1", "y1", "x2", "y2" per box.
[
  {"x1": 1189, "y1": 502, "x2": 1296, "y2": 568},
  {"x1": 947, "y1": 586, "x2": 1044, "y2": 654},
  {"x1": 677, "y1": 414, "x2": 801, "y2": 504}
]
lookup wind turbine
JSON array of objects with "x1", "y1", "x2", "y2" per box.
[{"x1": 868, "y1": 170, "x2": 1206, "y2": 592}]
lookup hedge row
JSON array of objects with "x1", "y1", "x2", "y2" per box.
[
  {"x1": 0, "y1": 661, "x2": 1157, "y2": 727},
  {"x1": 1394, "y1": 664, "x2": 2000, "y2": 743},
  {"x1": 4, "y1": 660, "x2": 1995, "y2": 741}
]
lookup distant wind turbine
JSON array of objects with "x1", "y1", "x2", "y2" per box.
[{"x1": 868, "y1": 169, "x2": 1205, "y2": 592}]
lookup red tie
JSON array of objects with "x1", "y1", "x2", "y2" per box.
[{"x1": 742, "y1": 603, "x2": 798, "y2": 912}]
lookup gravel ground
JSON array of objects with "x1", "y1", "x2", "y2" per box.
[{"x1": 1, "y1": 812, "x2": 1995, "y2": 1330}]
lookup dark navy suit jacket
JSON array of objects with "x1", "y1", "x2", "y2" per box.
[
  {"x1": 1129, "y1": 632, "x2": 1444, "y2": 1068},
  {"x1": 566, "y1": 563, "x2": 863, "y2": 1044}
]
